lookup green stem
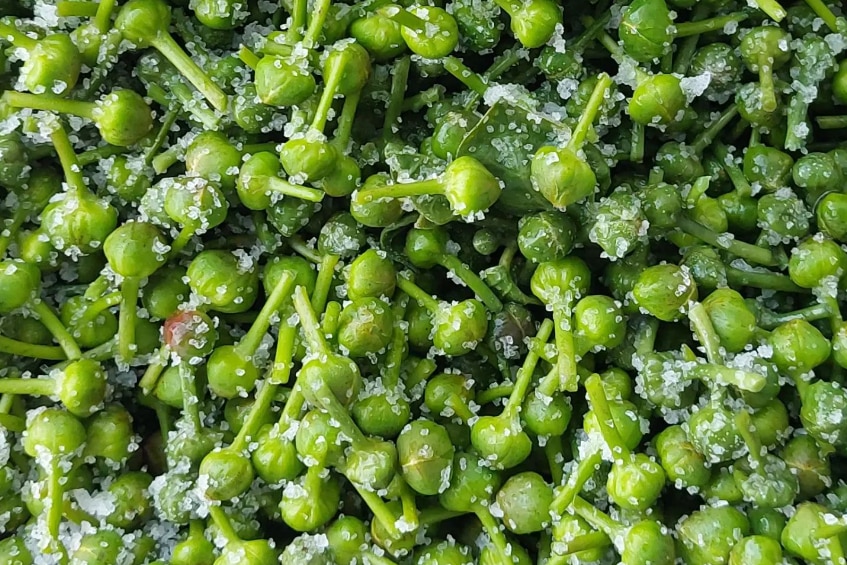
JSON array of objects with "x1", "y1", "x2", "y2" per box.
[
  {"x1": 0, "y1": 22, "x2": 37, "y2": 50},
  {"x1": 571, "y1": 496, "x2": 623, "y2": 539},
  {"x1": 302, "y1": 0, "x2": 333, "y2": 47},
  {"x1": 504, "y1": 319, "x2": 553, "y2": 416},
  {"x1": 47, "y1": 458, "x2": 67, "y2": 555},
  {"x1": 362, "y1": 176, "x2": 443, "y2": 201},
  {"x1": 553, "y1": 302, "x2": 578, "y2": 393},
  {"x1": 735, "y1": 410, "x2": 765, "y2": 467},
  {"x1": 802, "y1": 0, "x2": 837, "y2": 31},
  {"x1": 395, "y1": 275, "x2": 440, "y2": 313},
  {"x1": 544, "y1": 434, "x2": 565, "y2": 486},
  {"x1": 784, "y1": 94, "x2": 811, "y2": 152},
  {"x1": 442, "y1": 57, "x2": 488, "y2": 97},
  {"x1": 75, "y1": 291, "x2": 121, "y2": 328},
  {"x1": 474, "y1": 506, "x2": 512, "y2": 564},
  {"x1": 713, "y1": 141, "x2": 752, "y2": 197},
  {"x1": 230, "y1": 380, "x2": 278, "y2": 452},
  {"x1": 93, "y1": 0, "x2": 118, "y2": 31},
  {"x1": 382, "y1": 5, "x2": 426, "y2": 31},
  {"x1": 475, "y1": 383, "x2": 514, "y2": 405},
  {"x1": 118, "y1": 277, "x2": 141, "y2": 362},
  {"x1": 381, "y1": 296, "x2": 409, "y2": 389},
  {"x1": 568, "y1": 73, "x2": 611, "y2": 152},
  {"x1": 439, "y1": 255, "x2": 503, "y2": 313},
  {"x1": 286, "y1": 0, "x2": 308, "y2": 42},
  {"x1": 381, "y1": 56, "x2": 411, "y2": 144},
  {"x1": 77, "y1": 144, "x2": 127, "y2": 166},
  {"x1": 31, "y1": 302, "x2": 82, "y2": 360},
  {"x1": 0, "y1": 335, "x2": 65, "y2": 360},
  {"x1": 690, "y1": 363, "x2": 766, "y2": 393},
  {"x1": 0, "y1": 413, "x2": 24, "y2": 432},
  {"x1": 0, "y1": 376, "x2": 57, "y2": 397},
  {"x1": 3, "y1": 91, "x2": 94, "y2": 119},
  {"x1": 56, "y1": 0, "x2": 99, "y2": 17},
  {"x1": 403, "y1": 357, "x2": 437, "y2": 393},
  {"x1": 750, "y1": 0, "x2": 787, "y2": 22},
  {"x1": 0, "y1": 208, "x2": 28, "y2": 257},
  {"x1": 321, "y1": 300, "x2": 342, "y2": 342},
  {"x1": 287, "y1": 235, "x2": 322, "y2": 263},
  {"x1": 139, "y1": 346, "x2": 169, "y2": 394},
  {"x1": 178, "y1": 361, "x2": 203, "y2": 432},
  {"x1": 207, "y1": 505, "x2": 239, "y2": 544},
  {"x1": 691, "y1": 105, "x2": 739, "y2": 155},
  {"x1": 152, "y1": 144, "x2": 182, "y2": 175},
  {"x1": 755, "y1": 301, "x2": 832, "y2": 330},
  {"x1": 50, "y1": 123, "x2": 88, "y2": 198},
  {"x1": 334, "y1": 89, "x2": 361, "y2": 151},
  {"x1": 816, "y1": 116, "x2": 847, "y2": 130},
  {"x1": 687, "y1": 301, "x2": 723, "y2": 364},
  {"x1": 265, "y1": 175, "x2": 325, "y2": 202},
  {"x1": 674, "y1": 12, "x2": 748, "y2": 37},
  {"x1": 584, "y1": 373, "x2": 629, "y2": 460},
  {"x1": 236, "y1": 272, "x2": 296, "y2": 358},
  {"x1": 677, "y1": 216, "x2": 782, "y2": 267},
  {"x1": 401, "y1": 84, "x2": 445, "y2": 113},
  {"x1": 150, "y1": 33, "x2": 228, "y2": 112},
  {"x1": 311, "y1": 253, "x2": 340, "y2": 316},
  {"x1": 353, "y1": 483, "x2": 402, "y2": 539},
  {"x1": 143, "y1": 109, "x2": 178, "y2": 166},
  {"x1": 551, "y1": 444, "x2": 604, "y2": 516},
  {"x1": 237, "y1": 44, "x2": 260, "y2": 70},
  {"x1": 169, "y1": 226, "x2": 195, "y2": 258},
  {"x1": 757, "y1": 52, "x2": 777, "y2": 114},
  {"x1": 292, "y1": 285, "x2": 331, "y2": 356},
  {"x1": 726, "y1": 264, "x2": 804, "y2": 293},
  {"x1": 630, "y1": 121, "x2": 645, "y2": 163},
  {"x1": 270, "y1": 318, "x2": 298, "y2": 386}
]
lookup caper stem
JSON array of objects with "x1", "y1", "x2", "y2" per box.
[
  {"x1": 568, "y1": 73, "x2": 611, "y2": 152},
  {"x1": 117, "y1": 277, "x2": 141, "y2": 362},
  {"x1": 236, "y1": 270, "x2": 296, "y2": 358},
  {"x1": 31, "y1": 301, "x2": 82, "y2": 360},
  {"x1": 584, "y1": 373, "x2": 630, "y2": 461},
  {"x1": 443, "y1": 56, "x2": 488, "y2": 97},
  {"x1": 675, "y1": 12, "x2": 748, "y2": 38},
  {"x1": 4, "y1": 91, "x2": 95, "y2": 119},
  {"x1": 302, "y1": 0, "x2": 333, "y2": 47},
  {"x1": 439, "y1": 254, "x2": 503, "y2": 313},
  {"x1": 150, "y1": 33, "x2": 228, "y2": 112},
  {"x1": 292, "y1": 284, "x2": 331, "y2": 356}
]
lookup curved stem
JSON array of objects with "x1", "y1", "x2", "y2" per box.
[
  {"x1": 735, "y1": 410, "x2": 765, "y2": 468},
  {"x1": 138, "y1": 346, "x2": 169, "y2": 394},
  {"x1": 75, "y1": 291, "x2": 121, "y2": 328},
  {"x1": 207, "y1": 505, "x2": 239, "y2": 544},
  {"x1": 442, "y1": 57, "x2": 488, "y2": 97},
  {"x1": 235, "y1": 271, "x2": 296, "y2": 358},
  {"x1": 31, "y1": 302, "x2": 82, "y2": 360},
  {"x1": 93, "y1": 0, "x2": 117, "y2": 31},
  {"x1": 550, "y1": 450, "x2": 602, "y2": 516},
  {"x1": 151, "y1": 33, "x2": 228, "y2": 112},
  {"x1": 473, "y1": 506, "x2": 512, "y2": 564},
  {"x1": 677, "y1": 216, "x2": 782, "y2": 267},
  {"x1": 169, "y1": 226, "x2": 195, "y2": 258},
  {"x1": 395, "y1": 275, "x2": 440, "y2": 313},
  {"x1": 0, "y1": 336, "x2": 66, "y2": 360},
  {"x1": 117, "y1": 277, "x2": 141, "y2": 362},
  {"x1": 687, "y1": 301, "x2": 723, "y2": 364},
  {"x1": 439, "y1": 255, "x2": 503, "y2": 313}
]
